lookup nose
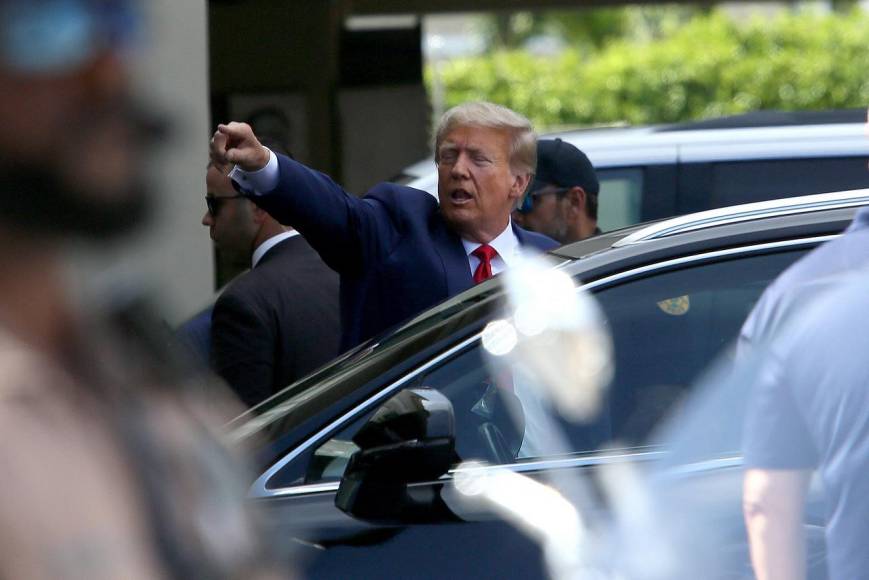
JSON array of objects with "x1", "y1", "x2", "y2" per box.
[
  {"x1": 202, "y1": 210, "x2": 213, "y2": 226},
  {"x1": 450, "y1": 153, "x2": 471, "y2": 180}
]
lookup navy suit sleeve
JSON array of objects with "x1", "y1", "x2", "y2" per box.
[
  {"x1": 246, "y1": 154, "x2": 401, "y2": 275},
  {"x1": 210, "y1": 292, "x2": 273, "y2": 409}
]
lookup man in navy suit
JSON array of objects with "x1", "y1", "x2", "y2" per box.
[{"x1": 211, "y1": 102, "x2": 558, "y2": 349}]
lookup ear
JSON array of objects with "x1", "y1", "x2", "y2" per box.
[
  {"x1": 565, "y1": 187, "x2": 586, "y2": 217},
  {"x1": 510, "y1": 172, "x2": 533, "y2": 201},
  {"x1": 251, "y1": 204, "x2": 269, "y2": 225}
]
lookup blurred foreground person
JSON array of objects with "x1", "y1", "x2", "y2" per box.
[
  {"x1": 512, "y1": 138, "x2": 601, "y2": 244},
  {"x1": 204, "y1": 142, "x2": 339, "y2": 409},
  {"x1": 741, "y1": 110, "x2": 869, "y2": 580},
  {"x1": 0, "y1": 1, "x2": 283, "y2": 578}
]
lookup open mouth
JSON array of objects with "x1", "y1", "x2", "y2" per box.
[{"x1": 450, "y1": 189, "x2": 473, "y2": 204}]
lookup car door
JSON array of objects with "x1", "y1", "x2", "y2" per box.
[{"x1": 253, "y1": 237, "x2": 824, "y2": 579}]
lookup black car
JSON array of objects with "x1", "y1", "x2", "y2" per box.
[{"x1": 231, "y1": 189, "x2": 869, "y2": 578}]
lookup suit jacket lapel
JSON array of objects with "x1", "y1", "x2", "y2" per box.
[
  {"x1": 433, "y1": 215, "x2": 474, "y2": 297},
  {"x1": 512, "y1": 221, "x2": 552, "y2": 254},
  {"x1": 512, "y1": 221, "x2": 528, "y2": 246}
]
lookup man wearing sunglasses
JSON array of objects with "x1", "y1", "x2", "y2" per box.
[
  {"x1": 202, "y1": 145, "x2": 339, "y2": 410},
  {"x1": 513, "y1": 138, "x2": 601, "y2": 245},
  {"x1": 0, "y1": 1, "x2": 284, "y2": 577}
]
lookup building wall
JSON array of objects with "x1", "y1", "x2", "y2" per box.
[
  {"x1": 208, "y1": 0, "x2": 430, "y2": 285},
  {"x1": 209, "y1": 0, "x2": 430, "y2": 190},
  {"x1": 210, "y1": 0, "x2": 341, "y2": 173}
]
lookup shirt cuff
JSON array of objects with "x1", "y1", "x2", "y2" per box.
[{"x1": 229, "y1": 148, "x2": 279, "y2": 195}]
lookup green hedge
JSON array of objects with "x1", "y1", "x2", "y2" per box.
[{"x1": 428, "y1": 10, "x2": 869, "y2": 129}]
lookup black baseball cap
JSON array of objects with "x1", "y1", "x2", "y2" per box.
[{"x1": 524, "y1": 138, "x2": 599, "y2": 206}]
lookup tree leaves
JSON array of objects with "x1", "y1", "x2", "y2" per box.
[{"x1": 430, "y1": 9, "x2": 869, "y2": 129}]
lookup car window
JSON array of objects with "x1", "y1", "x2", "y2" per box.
[
  {"x1": 596, "y1": 249, "x2": 806, "y2": 443},
  {"x1": 596, "y1": 168, "x2": 643, "y2": 232},
  {"x1": 679, "y1": 157, "x2": 869, "y2": 214},
  {"x1": 302, "y1": 345, "x2": 527, "y2": 484},
  {"x1": 298, "y1": 247, "x2": 810, "y2": 486}
]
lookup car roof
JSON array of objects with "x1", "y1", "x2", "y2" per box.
[
  {"x1": 656, "y1": 108, "x2": 867, "y2": 131},
  {"x1": 556, "y1": 187, "x2": 869, "y2": 259},
  {"x1": 554, "y1": 193, "x2": 863, "y2": 289}
]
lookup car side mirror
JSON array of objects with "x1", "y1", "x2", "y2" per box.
[{"x1": 335, "y1": 387, "x2": 458, "y2": 524}]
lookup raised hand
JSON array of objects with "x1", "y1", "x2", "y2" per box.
[{"x1": 209, "y1": 122, "x2": 270, "y2": 172}]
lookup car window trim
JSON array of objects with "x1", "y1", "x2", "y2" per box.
[
  {"x1": 614, "y1": 190, "x2": 868, "y2": 246},
  {"x1": 255, "y1": 449, "x2": 670, "y2": 499},
  {"x1": 250, "y1": 234, "x2": 835, "y2": 499},
  {"x1": 661, "y1": 455, "x2": 744, "y2": 480}
]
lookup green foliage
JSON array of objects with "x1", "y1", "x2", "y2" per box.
[
  {"x1": 480, "y1": 12, "x2": 546, "y2": 49},
  {"x1": 429, "y1": 9, "x2": 869, "y2": 129},
  {"x1": 543, "y1": 9, "x2": 629, "y2": 50},
  {"x1": 476, "y1": 6, "x2": 703, "y2": 52}
]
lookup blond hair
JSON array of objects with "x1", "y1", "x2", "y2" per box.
[{"x1": 434, "y1": 102, "x2": 537, "y2": 176}]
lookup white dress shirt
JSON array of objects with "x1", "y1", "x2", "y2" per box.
[{"x1": 251, "y1": 230, "x2": 299, "y2": 268}]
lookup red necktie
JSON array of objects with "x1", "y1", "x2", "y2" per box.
[{"x1": 472, "y1": 244, "x2": 498, "y2": 284}]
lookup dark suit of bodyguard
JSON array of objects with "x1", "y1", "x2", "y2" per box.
[
  {"x1": 215, "y1": 102, "x2": 558, "y2": 350},
  {"x1": 211, "y1": 234, "x2": 339, "y2": 407},
  {"x1": 202, "y1": 162, "x2": 339, "y2": 408}
]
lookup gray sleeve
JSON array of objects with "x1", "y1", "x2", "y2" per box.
[{"x1": 742, "y1": 351, "x2": 818, "y2": 470}]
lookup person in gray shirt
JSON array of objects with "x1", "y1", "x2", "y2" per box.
[{"x1": 741, "y1": 115, "x2": 869, "y2": 578}]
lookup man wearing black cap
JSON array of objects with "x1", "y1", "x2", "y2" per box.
[{"x1": 513, "y1": 138, "x2": 601, "y2": 245}]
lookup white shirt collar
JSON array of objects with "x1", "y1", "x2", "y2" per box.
[
  {"x1": 462, "y1": 220, "x2": 520, "y2": 276},
  {"x1": 252, "y1": 230, "x2": 299, "y2": 268}
]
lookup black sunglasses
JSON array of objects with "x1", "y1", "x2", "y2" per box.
[
  {"x1": 205, "y1": 194, "x2": 244, "y2": 216},
  {"x1": 517, "y1": 187, "x2": 569, "y2": 214}
]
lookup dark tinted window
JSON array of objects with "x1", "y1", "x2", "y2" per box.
[
  {"x1": 595, "y1": 165, "x2": 679, "y2": 230},
  {"x1": 597, "y1": 249, "x2": 807, "y2": 443},
  {"x1": 680, "y1": 157, "x2": 869, "y2": 213},
  {"x1": 302, "y1": 345, "x2": 533, "y2": 484}
]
